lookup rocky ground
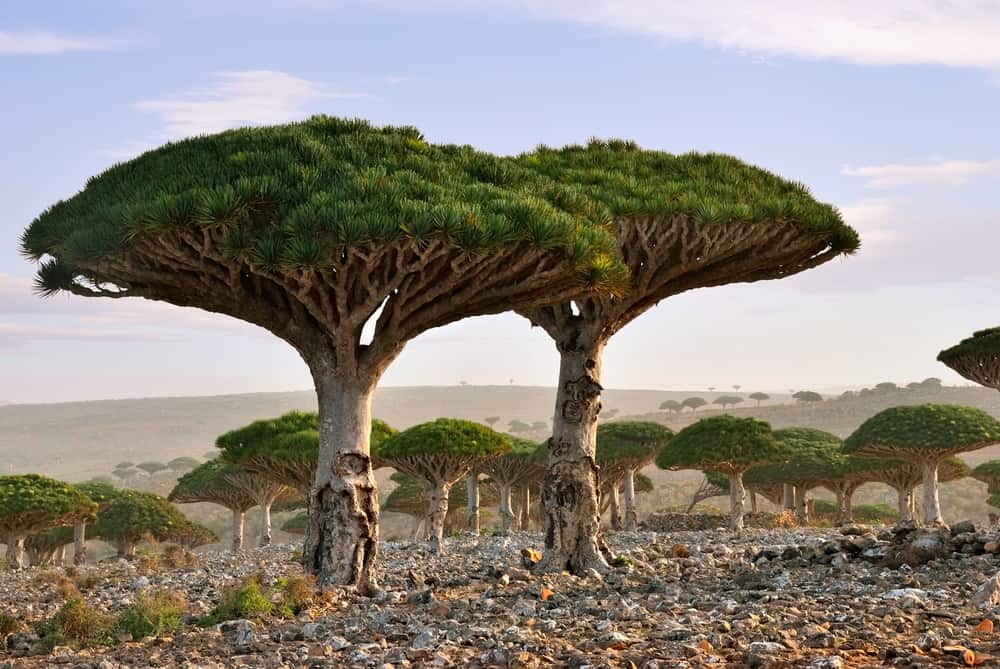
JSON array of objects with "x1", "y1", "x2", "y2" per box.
[{"x1": 4, "y1": 519, "x2": 1000, "y2": 668}]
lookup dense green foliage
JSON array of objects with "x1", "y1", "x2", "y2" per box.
[
  {"x1": 843, "y1": 404, "x2": 1000, "y2": 457},
  {"x1": 596, "y1": 421, "x2": 673, "y2": 462},
  {"x1": 973, "y1": 460, "x2": 1000, "y2": 480},
  {"x1": 117, "y1": 590, "x2": 186, "y2": 640},
  {"x1": 21, "y1": 116, "x2": 631, "y2": 295},
  {"x1": 744, "y1": 429, "x2": 843, "y2": 485},
  {"x1": 281, "y1": 511, "x2": 308, "y2": 535},
  {"x1": 90, "y1": 491, "x2": 190, "y2": 545},
  {"x1": 75, "y1": 481, "x2": 119, "y2": 508},
  {"x1": 0, "y1": 475, "x2": 97, "y2": 535},
  {"x1": 793, "y1": 391, "x2": 823, "y2": 403},
  {"x1": 168, "y1": 459, "x2": 255, "y2": 508},
  {"x1": 656, "y1": 416, "x2": 785, "y2": 473},
  {"x1": 379, "y1": 418, "x2": 511, "y2": 459},
  {"x1": 216, "y1": 410, "x2": 395, "y2": 462},
  {"x1": 938, "y1": 328, "x2": 1000, "y2": 362}
]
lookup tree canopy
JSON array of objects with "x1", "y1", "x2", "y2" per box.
[
  {"x1": 379, "y1": 418, "x2": 511, "y2": 460},
  {"x1": 682, "y1": 397, "x2": 707, "y2": 412},
  {"x1": 90, "y1": 490, "x2": 191, "y2": 546},
  {"x1": 0, "y1": 475, "x2": 98, "y2": 538},
  {"x1": 843, "y1": 404, "x2": 1000, "y2": 459},
  {"x1": 74, "y1": 480, "x2": 119, "y2": 509},
  {"x1": 938, "y1": 328, "x2": 1000, "y2": 390},
  {"x1": 596, "y1": 421, "x2": 673, "y2": 464},
  {"x1": 973, "y1": 460, "x2": 1000, "y2": 490},
  {"x1": 655, "y1": 415, "x2": 785, "y2": 474},
  {"x1": 659, "y1": 400, "x2": 682, "y2": 413},
  {"x1": 713, "y1": 395, "x2": 743, "y2": 409},
  {"x1": 168, "y1": 460, "x2": 257, "y2": 512},
  {"x1": 743, "y1": 428, "x2": 843, "y2": 487},
  {"x1": 793, "y1": 391, "x2": 823, "y2": 403}
]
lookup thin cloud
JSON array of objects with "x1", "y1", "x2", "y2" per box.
[
  {"x1": 0, "y1": 323, "x2": 179, "y2": 345},
  {"x1": 405, "y1": 1, "x2": 1000, "y2": 69},
  {"x1": 0, "y1": 31, "x2": 108, "y2": 54},
  {"x1": 842, "y1": 159, "x2": 1000, "y2": 188},
  {"x1": 134, "y1": 70, "x2": 366, "y2": 140}
]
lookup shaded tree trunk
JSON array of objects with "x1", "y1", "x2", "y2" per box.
[
  {"x1": 467, "y1": 471, "x2": 480, "y2": 535},
  {"x1": 896, "y1": 487, "x2": 912, "y2": 523},
  {"x1": 5, "y1": 535, "x2": 26, "y2": 569},
  {"x1": 73, "y1": 522, "x2": 87, "y2": 566},
  {"x1": 622, "y1": 469, "x2": 638, "y2": 530},
  {"x1": 519, "y1": 486, "x2": 531, "y2": 530},
  {"x1": 538, "y1": 342, "x2": 609, "y2": 573},
  {"x1": 922, "y1": 460, "x2": 943, "y2": 525},
  {"x1": 909, "y1": 490, "x2": 918, "y2": 524},
  {"x1": 782, "y1": 484, "x2": 794, "y2": 510},
  {"x1": 749, "y1": 490, "x2": 758, "y2": 515},
  {"x1": 794, "y1": 486, "x2": 808, "y2": 525},
  {"x1": 609, "y1": 485, "x2": 622, "y2": 530},
  {"x1": 499, "y1": 483, "x2": 515, "y2": 535},
  {"x1": 303, "y1": 369, "x2": 380, "y2": 593},
  {"x1": 232, "y1": 509, "x2": 245, "y2": 552},
  {"x1": 728, "y1": 472, "x2": 746, "y2": 533},
  {"x1": 54, "y1": 545, "x2": 65, "y2": 567},
  {"x1": 427, "y1": 480, "x2": 452, "y2": 554},
  {"x1": 259, "y1": 501, "x2": 272, "y2": 547},
  {"x1": 412, "y1": 516, "x2": 426, "y2": 541}
]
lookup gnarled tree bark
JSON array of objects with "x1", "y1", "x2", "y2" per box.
[
  {"x1": 727, "y1": 472, "x2": 746, "y2": 533},
  {"x1": 427, "y1": 480, "x2": 453, "y2": 554},
  {"x1": 5, "y1": 534, "x2": 26, "y2": 570},
  {"x1": 232, "y1": 509, "x2": 245, "y2": 551},
  {"x1": 922, "y1": 459, "x2": 943, "y2": 525},
  {"x1": 73, "y1": 522, "x2": 87, "y2": 565}
]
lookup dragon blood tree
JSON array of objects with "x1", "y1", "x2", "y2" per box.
[
  {"x1": 71, "y1": 480, "x2": 119, "y2": 565},
  {"x1": 844, "y1": 405, "x2": 1000, "y2": 525},
  {"x1": 939, "y1": 328, "x2": 1000, "y2": 391},
  {"x1": 0, "y1": 475, "x2": 97, "y2": 569},
  {"x1": 282, "y1": 511, "x2": 309, "y2": 536},
  {"x1": 91, "y1": 490, "x2": 193, "y2": 557},
  {"x1": 170, "y1": 518, "x2": 219, "y2": 550},
  {"x1": 168, "y1": 460, "x2": 258, "y2": 551},
  {"x1": 217, "y1": 411, "x2": 397, "y2": 494},
  {"x1": 26, "y1": 526, "x2": 74, "y2": 567},
  {"x1": 21, "y1": 117, "x2": 622, "y2": 591},
  {"x1": 973, "y1": 461, "x2": 1000, "y2": 512},
  {"x1": 514, "y1": 142, "x2": 858, "y2": 572},
  {"x1": 382, "y1": 472, "x2": 499, "y2": 539},
  {"x1": 817, "y1": 457, "x2": 896, "y2": 525},
  {"x1": 871, "y1": 456, "x2": 969, "y2": 523},
  {"x1": 657, "y1": 416, "x2": 788, "y2": 532},
  {"x1": 688, "y1": 471, "x2": 730, "y2": 513},
  {"x1": 595, "y1": 422, "x2": 672, "y2": 531},
  {"x1": 380, "y1": 419, "x2": 510, "y2": 553},
  {"x1": 743, "y1": 428, "x2": 843, "y2": 524},
  {"x1": 479, "y1": 438, "x2": 545, "y2": 535}
]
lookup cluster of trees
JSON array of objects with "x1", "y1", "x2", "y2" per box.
[
  {"x1": 1, "y1": 475, "x2": 215, "y2": 569},
  {"x1": 20, "y1": 115, "x2": 859, "y2": 589},
  {"x1": 667, "y1": 405, "x2": 1000, "y2": 531}
]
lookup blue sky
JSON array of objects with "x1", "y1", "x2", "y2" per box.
[{"x1": 2, "y1": 1, "x2": 1000, "y2": 403}]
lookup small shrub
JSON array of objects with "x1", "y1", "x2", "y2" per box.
[
  {"x1": 33, "y1": 571, "x2": 80, "y2": 600},
  {"x1": 0, "y1": 612, "x2": 22, "y2": 643},
  {"x1": 136, "y1": 551, "x2": 160, "y2": 575},
  {"x1": 201, "y1": 577, "x2": 274, "y2": 624},
  {"x1": 36, "y1": 596, "x2": 114, "y2": 651},
  {"x1": 773, "y1": 510, "x2": 797, "y2": 528},
  {"x1": 611, "y1": 555, "x2": 633, "y2": 568},
  {"x1": 161, "y1": 544, "x2": 199, "y2": 569},
  {"x1": 117, "y1": 590, "x2": 186, "y2": 640},
  {"x1": 276, "y1": 575, "x2": 314, "y2": 616},
  {"x1": 813, "y1": 499, "x2": 837, "y2": 515},
  {"x1": 853, "y1": 503, "x2": 899, "y2": 523},
  {"x1": 73, "y1": 573, "x2": 102, "y2": 592}
]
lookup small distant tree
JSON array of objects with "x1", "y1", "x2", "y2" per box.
[
  {"x1": 282, "y1": 511, "x2": 309, "y2": 536},
  {"x1": 71, "y1": 481, "x2": 119, "y2": 565},
  {"x1": 659, "y1": 400, "x2": 683, "y2": 414},
  {"x1": 844, "y1": 404, "x2": 1000, "y2": 524},
  {"x1": 921, "y1": 377, "x2": 943, "y2": 389},
  {"x1": 380, "y1": 419, "x2": 510, "y2": 553},
  {"x1": 383, "y1": 472, "x2": 499, "y2": 540},
  {"x1": 748, "y1": 392, "x2": 769, "y2": 407},
  {"x1": 601, "y1": 408, "x2": 620, "y2": 420},
  {"x1": 25, "y1": 525, "x2": 74, "y2": 567},
  {"x1": 168, "y1": 460, "x2": 258, "y2": 551},
  {"x1": 483, "y1": 416, "x2": 500, "y2": 427},
  {"x1": 170, "y1": 517, "x2": 218, "y2": 549},
  {"x1": 116, "y1": 461, "x2": 135, "y2": 470},
  {"x1": 682, "y1": 397, "x2": 707, "y2": 412},
  {"x1": 712, "y1": 395, "x2": 744, "y2": 410},
  {"x1": 167, "y1": 457, "x2": 202, "y2": 473},
  {"x1": 839, "y1": 390, "x2": 857, "y2": 400},
  {"x1": 480, "y1": 439, "x2": 545, "y2": 535},
  {"x1": 818, "y1": 457, "x2": 896, "y2": 525},
  {"x1": 507, "y1": 420, "x2": 532, "y2": 434},
  {"x1": 708, "y1": 387, "x2": 716, "y2": 392},
  {"x1": 0, "y1": 475, "x2": 97, "y2": 569},
  {"x1": 792, "y1": 391, "x2": 823, "y2": 404},
  {"x1": 595, "y1": 422, "x2": 672, "y2": 530},
  {"x1": 137, "y1": 461, "x2": 169, "y2": 476},
  {"x1": 656, "y1": 416, "x2": 787, "y2": 532},
  {"x1": 91, "y1": 490, "x2": 189, "y2": 558},
  {"x1": 112, "y1": 467, "x2": 136, "y2": 481},
  {"x1": 875, "y1": 382, "x2": 898, "y2": 393},
  {"x1": 906, "y1": 382, "x2": 922, "y2": 390}
]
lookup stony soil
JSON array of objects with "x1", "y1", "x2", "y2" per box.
[{"x1": 4, "y1": 521, "x2": 1000, "y2": 668}]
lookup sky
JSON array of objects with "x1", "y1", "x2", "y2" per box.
[{"x1": 2, "y1": 0, "x2": 1000, "y2": 404}]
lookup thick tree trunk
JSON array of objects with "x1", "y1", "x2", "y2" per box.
[
  {"x1": 922, "y1": 460, "x2": 943, "y2": 525},
  {"x1": 73, "y1": 522, "x2": 87, "y2": 565},
  {"x1": 54, "y1": 545, "x2": 65, "y2": 567},
  {"x1": 749, "y1": 490, "x2": 758, "y2": 515},
  {"x1": 499, "y1": 483, "x2": 515, "y2": 535},
  {"x1": 783, "y1": 484, "x2": 794, "y2": 510},
  {"x1": 794, "y1": 486, "x2": 808, "y2": 525},
  {"x1": 259, "y1": 501, "x2": 272, "y2": 547},
  {"x1": 467, "y1": 471, "x2": 480, "y2": 535},
  {"x1": 5, "y1": 535, "x2": 26, "y2": 569},
  {"x1": 622, "y1": 469, "x2": 638, "y2": 530},
  {"x1": 232, "y1": 509, "x2": 245, "y2": 551},
  {"x1": 427, "y1": 481, "x2": 452, "y2": 554},
  {"x1": 835, "y1": 489, "x2": 846, "y2": 524},
  {"x1": 728, "y1": 472, "x2": 746, "y2": 533},
  {"x1": 303, "y1": 369, "x2": 380, "y2": 593},
  {"x1": 609, "y1": 485, "x2": 622, "y2": 530},
  {"x1": 519, "y1": 486, "x2": 531, "y2": 530},
  {"x1": 909, "y1": 490, "x2": 918, "y2": 523},
  {"x1": 845, "y1": 487, "x2": 854, "y2": 522},
  {"x1": 538, "y1": 343, "x2": 609, "y2": 574},
  {"x1": 896, "y1": 487, "x2": 912, "y2": 522}
]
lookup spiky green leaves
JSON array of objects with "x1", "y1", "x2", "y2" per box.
[
  {"x1": 655, "y1": 415, "x2": 786, "y2": 474},
  {"x1": 843, "y1": 404, "x2": 1000, "y2": 460},
  {"x1": 744, "y1": 429, "x2": 844, "y2": 486},
  {"x1": 938, "y1": 328, "x2": 1000, "y2": 390},
  {"x1": 168, "y1": 460, "x2": 256, "y2": 511},
  {"x1": 596, "y1": 421, "x2": 673, "y2": 463},
  {"x1": 89, "y1": 491, "x2": 190, "y2": 544},
  {"x1": 0, "y1": 475, "x2": 98, "y2": 536},
  {"x1": 973, "y1": 460, "x2": 1000, "y2": 488},
  {"x1": 21, "y1": 116, "x2": 624, "y2": 292},
  {"x1": 379, "y1": 418, "x2": 511, "y2": 459}
]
